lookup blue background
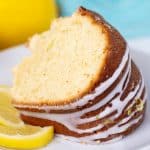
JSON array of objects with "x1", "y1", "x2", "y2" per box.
[{"x1": 56, "y1": 0, "x2": 150, "y2": 39}]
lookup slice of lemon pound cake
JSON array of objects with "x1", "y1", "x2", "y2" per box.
[
  {"x1": 12, "y1": 8, "x2": 109, "y2": 105},
  {"x1": 12, "y1": 7, "x2": 147, "y2": 144}
]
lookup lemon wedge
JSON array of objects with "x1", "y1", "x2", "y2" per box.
[
  {"x1": 0, "y1": 85, "x2": 10, "y2": 94},
  {"x1": 0, "y1": 91, "x2": 11, "y2": 107},
  {"x1": 0, "y1": 89, "x2": 24, "y2": 127},
  {"x1": 0, "y1": 125, "x2": 53, "y2": 149},
  {"x1": 0, "y1": 85, "x2": 54, "y2": 149},
  {"x1": 0, "y1": 105, "x2": 24, "y2": 128}
]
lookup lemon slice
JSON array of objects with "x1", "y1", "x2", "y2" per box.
[
  {"x1": 0, "y1": 85, "x2": 11, "y2": 106},
  {"x1": 0, "y1": 125, "x2": 53, "y2": 149},
  {"x1": 0, "y1": 106, "x2": 24, "y2": 127},
  {"x1": 0, "y1": 91, "x2": 11, "y2": 107},
  {"x1": 0, "y1": 86, "x2": 24, "y2": 127},
  {"x1": 0, "y1": 86, "x2": 54, "y2": 149},
  {"x1": 0, "y1": 85, "x2": 10, "y2": 95}
]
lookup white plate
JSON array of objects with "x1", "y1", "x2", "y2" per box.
[{"x1": 0, "y1": 38, "x2": 149, "y2": 150}]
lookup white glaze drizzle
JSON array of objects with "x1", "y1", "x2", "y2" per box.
[
  {"x1": 119, "y1": 84, "x2": 146, "y2": 125},
  {"x1": 56, "y1": 134, "x2": 123, "y2": 145},
  {"x1": 21, "y1": 77, "x2": 145, "y2": 134},
  {"x1": 77, "y1": 75, "x2": 141, "y2": 124},
  {"x1": 80, "y1": 115, "x2": 143, "y2": 141},
  {"x1": 56, "y1": 114, "x2": 143, "y2": 144}
]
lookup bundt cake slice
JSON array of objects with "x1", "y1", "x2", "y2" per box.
[
  {"x1": 11, "y1": 7, "x2": 147, "y2": 144},
  {"x1": 12, "y1": 7, "x2": 109, "y2": 105}
]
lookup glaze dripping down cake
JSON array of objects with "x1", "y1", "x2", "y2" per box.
[{"x1": 11, "y1": 7, "x2": 147, "y2": 144}]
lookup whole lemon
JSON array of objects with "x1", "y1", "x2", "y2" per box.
[{"x1": 0, "y1": 0, "x2": 58, "y2": 49}]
